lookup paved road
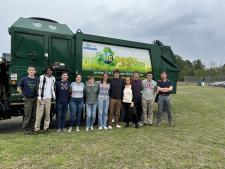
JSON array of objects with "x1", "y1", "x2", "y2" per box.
[
  {"x1": 0, "y1": 116, "x2": 22, "y2": 133},
  {"x1": 0, "y1": 116, "x2": 58, "y2": 134}
]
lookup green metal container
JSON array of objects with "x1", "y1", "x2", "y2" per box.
[{"x1": 8, "y1": 17, "x2": 74, "y2": 103}]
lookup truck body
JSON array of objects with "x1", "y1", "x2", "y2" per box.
[{"x1": 0, "y1": 17, "x2": 179, "y2": 120}]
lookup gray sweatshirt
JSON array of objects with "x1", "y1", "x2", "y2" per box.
[
  {"x1": 142, "y1": 79, "x2": 157, "y2": 100},
  {"x1": 85, "y1": 83, "x2": 99, "y2": 104}
]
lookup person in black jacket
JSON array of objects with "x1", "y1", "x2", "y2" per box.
[
  {"x1": 131, "y1": 71, "x2": 142, "y2": 124},
  {"x1": 108, "y1": 69, "x2": 123, "y2": 129},
  {"x1": 55, "y1": 72, "x2": 70, "y2": 133}
]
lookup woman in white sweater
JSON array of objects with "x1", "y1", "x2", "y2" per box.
[{"x1": 122, "y1": 77, "x2": 139, "y2": 128}]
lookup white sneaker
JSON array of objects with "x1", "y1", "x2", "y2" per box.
[
  {"x1": 99, "y1": 127, "x2": 103, "y2": 130},
  {"x1": 103, "y1": 127, "x2": 108, "y2": 130},
  {"x1": 139, "y1": 122, "x2": 143, "y2": 126},
  {"x1": 56, "y1": 129, "x2": 61, "y2": 133},
  {"x1": 116, "y1": 125, "x2": 122, "y2": 128},
  {"x1": 68, "y1": 127, "x2": 72, "y2": 132},
  {"x1": 86, "y1": 127, "x2": 89, "y2": 132},
  {"x1": 76, "y1": 127, "x2": 80, "y2": 132},
  {"x1": 90, "y1": 127, "x2": 94, "y2": 131},
  {"x1": 108, "y1": 125, "x2": 112, "y2": 130}
]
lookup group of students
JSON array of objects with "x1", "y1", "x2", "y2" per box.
[{"x1": 17, "y1": 66, "x2": 174, "y2": 135}]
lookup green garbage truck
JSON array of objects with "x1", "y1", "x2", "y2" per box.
[{"x1": 0, "y1": 17, "x2": 179, "y2": 120}]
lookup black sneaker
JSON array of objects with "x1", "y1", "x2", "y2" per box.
[
  {"x1": 135, "y1": 124, "x2": 140, "y2": 128},
  {"x1": 125, "y1": 123, "x2": 129, "y2": 128},
  {"x1": 43, "y1": 129, "x2": 49, "y2": 134},
  {"x1": 27, "y1": 130, "x2": 34, "y2": 135},
  {"x1": 33, "y1": 130, "x2": 41, "y2": 135},
  {"x1": 23, "y1": 130, "x2": 33, "y2": 135},
  {"x1": 143, "y1": 123, "x2": 147, "y2": 126}
]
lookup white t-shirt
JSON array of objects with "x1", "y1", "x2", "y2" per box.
[
  {"x1": 142, "y1": 79, "x2": 157, "y2": 100},
  {"x1": 44, "y1": 76, "x2": 53, "y2": 99},
  {"x1": 123, "y1": 85, "x2": 133, "y2": 103}
]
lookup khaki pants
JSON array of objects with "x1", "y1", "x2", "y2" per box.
[
  {"x1": 108, "y1": 99, "x2": 121, "y2": 126},
  {"x1": 23, "y1": 98, "x2": 36, "y2": 130},
  {"x1": 34, "y1": 98, "x2": 51, "y2": 131},
  {"x1": 142, "y1": 97, "x2": 154, "y2": 124}
]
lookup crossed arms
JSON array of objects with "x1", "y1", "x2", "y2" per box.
[{"x1": 157, "y1": 86, "x2": 173, "y2": 92}]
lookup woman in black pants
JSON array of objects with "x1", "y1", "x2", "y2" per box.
[{"x1": 122, "y1": 77, "x2": 139, "y2": 128}]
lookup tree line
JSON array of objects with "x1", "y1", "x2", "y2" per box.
[{"x1": 175, "y1": 55, "x2": 225, "y2": 81}]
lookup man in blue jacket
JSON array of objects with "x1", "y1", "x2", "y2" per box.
[
  {"x1": 55, "y1": 72, "x2": 70, "y2": 132},
  {"x1": 17, "y1": 66, "x2": 38, "y2": 135},
  {"x1": 157, "y1": 71, "x2": 175, "y2": 127}
]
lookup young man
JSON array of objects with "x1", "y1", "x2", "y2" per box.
[
  {"x1": 55, "y1": 72, "x2": 70, "y2": 133},
  {"x1": 108, "y1": 69, "x2": 123, "y2": 129},
  {"x1": 17, "y1": 66, "x2": 38, "y2": 135},
  {"x1": 142, "y1": 72, "x2": 157, "y2": 126},
  {"x1": 157, "y1": 71, "x2": 174, "y2": 127},
  {"x1": 132, "y1": 71, "x2": 142, "y2": 124},
  {"x1": 34, "y1": 67, "x2": 55, "y2": 133}
]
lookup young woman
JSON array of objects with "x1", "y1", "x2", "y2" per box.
[
  {"x1": 69, "y1": 74, "x2": 84, "y2": 132},
  {"x1": 122, "y1": 77, "x2": 139, "y2": 128},
  {"x1": 98, "y1": 73, "x2": 110, "y2": 130},
  {"x1": 85, "y1": 76, "x2": 99, "y2": 131}
]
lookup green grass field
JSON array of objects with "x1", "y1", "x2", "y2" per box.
[{"x1": 0, "y1": 86, "x2": 225, "y2": 169}]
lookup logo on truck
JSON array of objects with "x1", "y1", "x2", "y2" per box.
[
  {"x1": 83, "y1": 43, "x2": 97, "y2": 51},
  {"x1": 97, "y1": 47, "x2": 114, "y2": 64}
]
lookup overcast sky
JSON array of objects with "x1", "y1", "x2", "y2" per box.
[{"x1": 0, "y1": 0, "x2": 224, "y2": 67}]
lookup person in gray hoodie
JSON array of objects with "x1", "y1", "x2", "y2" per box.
[{"x1": 141, "y1": 72, "x2": 157, "y2": 126}]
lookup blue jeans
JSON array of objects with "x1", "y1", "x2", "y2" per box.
[
  {"x1": 56, "y1": 102, "x2": 68, "y2": 130},
  {"x1": 86, "y1": 103, "x2": 97, "y2": 128},
  {"x1": 157, "y1": 95, "x2": 173, "y2": 124},
  {"x1": 98, "y1": 98, "x2": 109, "y2": 128},
  {"x1": 69, "y1": 98, "x2": 84, "y2": 127}
]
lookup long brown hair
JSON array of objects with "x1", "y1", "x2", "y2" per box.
[
  {"x1": 101, "y1": 72, "x2": 110, "y2": 84},
  {"x1": 124, "y1": 76, "x2": 132, "y2": 85}
]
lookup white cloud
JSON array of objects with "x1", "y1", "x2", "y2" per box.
[{"x1": 0, "y1": 0, "x2": 224, "y2": 66}]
